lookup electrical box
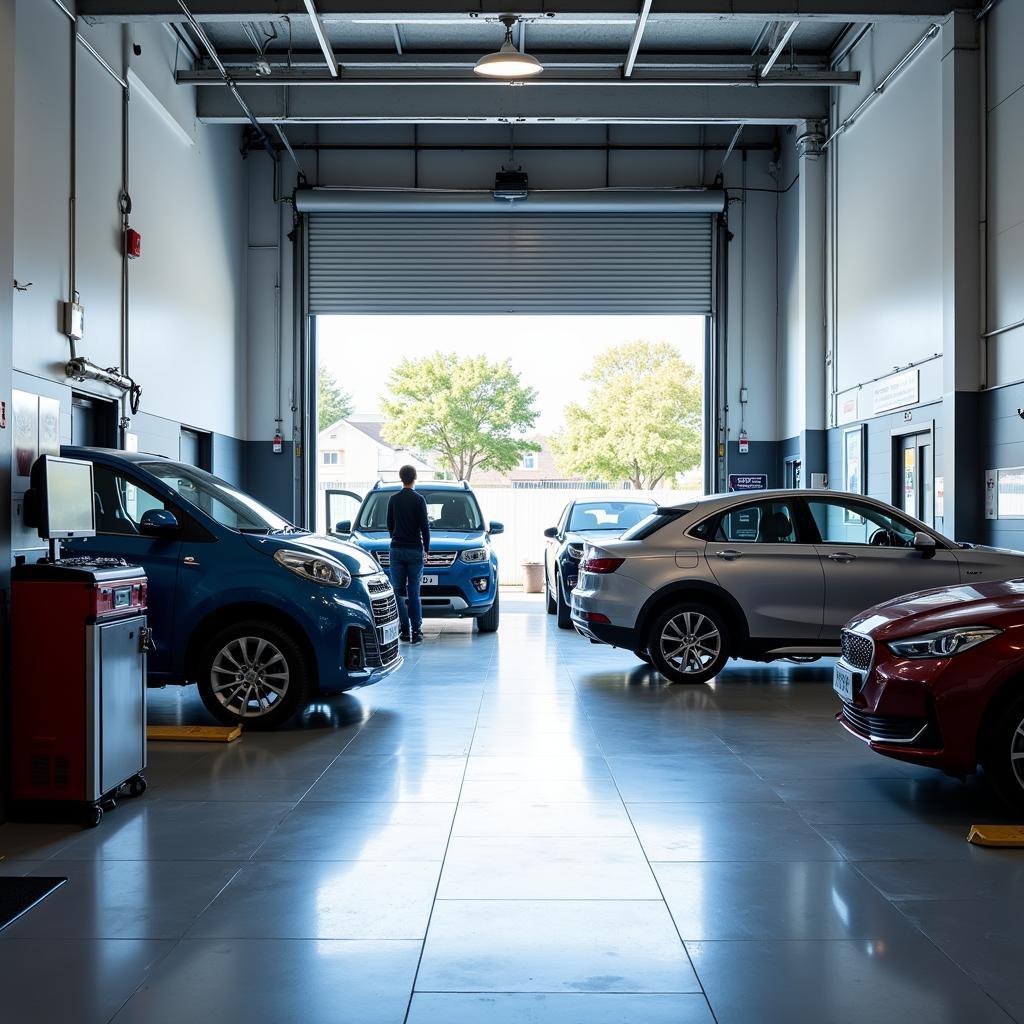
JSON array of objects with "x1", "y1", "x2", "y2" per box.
[
  {"x1": 811, "y1": 472, "x2": 828, "y2": 489},
  {"x1": 62, "y1": 301, "x2": 85, "y2": 341}
]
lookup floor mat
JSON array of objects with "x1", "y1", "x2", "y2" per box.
[{"x1": 0, "y1": 877, "x2": 67, "y2": 932}]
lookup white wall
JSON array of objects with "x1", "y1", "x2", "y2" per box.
[
  {"x1": 776, "y1": 127, "x2": 803, "y2": 441},
  {"x1": 12, "y1": 0, "x2": 247, "y2": 440},
  {"x1": 832, "y1": 23, "x2": 944, "y2": 406},
  {"x1": 986, "y1": 0, "x2": 1024, "y2": 385}
]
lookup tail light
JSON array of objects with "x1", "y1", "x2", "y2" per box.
[{"x1": 582, "y1": 557, "x2": 624, "y2": 574}]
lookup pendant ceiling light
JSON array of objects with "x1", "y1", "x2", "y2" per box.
[{"x1": 474, "y1": 15, "x2": 544, "y2": 79}]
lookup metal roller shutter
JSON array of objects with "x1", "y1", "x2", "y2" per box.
[{"x1": 307, "y1": 213, "x2": 713, "y2": 316}]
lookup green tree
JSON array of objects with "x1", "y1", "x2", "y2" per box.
[
  {"x1": 552, "y1": 341, "x2": 702, "y2": 490},
  {"x1": 381, "y1": 353, "x2": 540, "y2": 480},
  {"x1": 318, "y1": 366, "x2": 353, "y2": 432}
]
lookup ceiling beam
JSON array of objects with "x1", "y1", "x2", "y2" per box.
[
  {"x1": 195, "y1": 79, "x2": 828, "y2": 123},
  {"x1": 79, "y1": 1, "x2": 976, "y2": 24},
  {"x1": 759, "y1": 19, "x2": 799, "y2": 76},
  {"x1": 191, "y1": 50, "x2": 840, "y2": 69},
  {"x1": 622, "y1": 0, "x2": 653, "y2": 78},
  {"x1": 302, "y1": 0, "x2": 339, "y2": 76},
  {"x1": 180, "y1": 65, "x2": 856, "y2": 84}
]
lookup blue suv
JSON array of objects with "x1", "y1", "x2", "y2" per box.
[
  {"x1": 336, "y1": 480, "x2": 502, "y2": 633},
  {"x1": 61, "y1": 447, "x2": 403, "y2": 729}
]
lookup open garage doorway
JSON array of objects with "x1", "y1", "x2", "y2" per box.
[{"x1": 314, "y1": 313, "x2": 706, "y2": 585}]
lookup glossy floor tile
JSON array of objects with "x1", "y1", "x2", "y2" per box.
[{"x1": 4, "y1": 593, "x2": 1023, "y2": 1023}]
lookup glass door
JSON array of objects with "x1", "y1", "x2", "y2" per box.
[{"x1": 896, "y1": 433, "x2": 933, "y2": 526}]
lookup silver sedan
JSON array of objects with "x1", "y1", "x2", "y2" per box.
[{"x1": 571, "y1": 489, "x2": 1024, "y2": 684}]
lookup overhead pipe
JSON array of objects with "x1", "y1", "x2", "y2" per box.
[
  {"x1": 294, "y1": 187, "x2": 727, "y2": 214},
  {"x1": 823, "y1": 23, "x2": 940, "y2": 148}
]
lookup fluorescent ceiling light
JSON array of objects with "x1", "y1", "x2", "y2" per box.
[{"x1": 475, "y1": 15, "x2": 544, "y2": 80}]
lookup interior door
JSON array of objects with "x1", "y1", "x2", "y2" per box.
[
  {"x1": 325, "y1": 489, "x2": 363, "y2": 536},
  {"x1": 896, "y1": 433, "x2": 934, "y2": 527},
  {"x1": 806, "y1": 497, "x2": 959, "y2": 637},
  {"x1": 704, "y1": 497, "x2": 824, "y2": 640}
]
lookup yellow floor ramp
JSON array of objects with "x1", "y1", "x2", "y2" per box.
[
  {"x1": 147, "y1": 725, "x2": 242, "y2": 743},
  {"x1": 967, "y1": 824, "x2": 1024, "y2": 848}
]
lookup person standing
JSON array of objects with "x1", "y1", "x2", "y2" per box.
[{"x1": 387, "y1": 465, "x2": 431, "y2": 644}]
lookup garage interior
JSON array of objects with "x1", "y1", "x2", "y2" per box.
[{"x1": 1, "y1": 0, "x2": 1023, "y2": 1021}]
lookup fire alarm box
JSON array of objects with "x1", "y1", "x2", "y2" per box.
[
  {"x1": 272, "y1": 432, "x2": 283, "y2": 454},
  {"x1": 738, "y1": 432, "x2": 749, "y2": 455},
  {"x1": 125, "y1": 228, "x2": 142, "y2": 260}
]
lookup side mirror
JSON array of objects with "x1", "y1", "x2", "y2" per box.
[
  {"x1": 489, "y1": 521, "x2": 505, "y2": 536},
  {"x1": 140, "y1": 508, "x2": 180, "y2": 537},
  {"x1": 335, "y1": 520, "x2": 352, "y2": 535},
  {"x1": 913, "y1": 531, "x2": 937, "y2": 558},
  {"x1": 543, "y1": 526, "x2": 558, "y2": 539}
]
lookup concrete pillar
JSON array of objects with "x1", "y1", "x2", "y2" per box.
[
  {"x1": 797, "y1": 120, "x2": 828, "y2": 482},
  {"x1": 940, "y1": 10, "x2": 981, "y2": 540}
]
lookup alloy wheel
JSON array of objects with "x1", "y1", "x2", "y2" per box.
[
  {"x1": 1012, "y1": 715, "x2": 1024, "y2": 792},
  {"x1": 659, "y1": 611, "x2": 722, "y2": 675},
  {"x1": 210, "y1": 635, "x2": 290, "y2": 718}
]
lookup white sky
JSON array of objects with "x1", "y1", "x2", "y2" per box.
[{"x1": 317, "y1": 315, "x2": 705, "y2": 434}]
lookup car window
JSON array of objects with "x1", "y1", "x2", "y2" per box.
[
  {"x1": 142, "y1": 461, "x2": 291, "y2": 533},
  {"x1": 358, "y1": 489, "x2": 484, "y2": 532},
  {"x1": 567, "y1": 501, "x2": 655, "y2": 532},
  {"x1": 92, "y1": 464, "x2": 171, "y2": 536},
  {"x1": 807, "y1": 499, "x2": 918, "y2": 547},
  {"x1": 711, "y1": 499, "x2": 801, "y2": 544}
]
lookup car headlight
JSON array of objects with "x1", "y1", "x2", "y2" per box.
[
  {"x1": 461, "y1": 547, "x2": 488, "y2": 563},
  {"x1": 888, "y1": 626, "x2": 1001, "y2": 659},
  {"x1": 566, "y1": 543, "x2": 584, "y2": 560},
  {"x1": 274, "y1": 548, "x2": 352, "y2": 588}
]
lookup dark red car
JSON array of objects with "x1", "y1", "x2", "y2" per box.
[{"x1": 834, "y1": 578, "x2": 1024, "y2": 809}]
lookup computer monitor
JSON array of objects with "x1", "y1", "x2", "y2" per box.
[{"x1": 31, "y1": 455, "x2": 96, "y2": 539}]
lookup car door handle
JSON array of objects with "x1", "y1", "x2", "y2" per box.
[
  {"x1": 715, "y1": 549, "x2": 743, "y2": 561},
  {"x1": 828, "y1": 552, "x2": 857, "y2": 563}
]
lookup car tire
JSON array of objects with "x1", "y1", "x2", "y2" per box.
[
  {"x1": 555, "y1": 572, "x2": 573, "y2": 630},
  {"x1": 982, "y1": 693, "x2": 1024, "y2": 812},
  {"x1": 545, "y1": 566, "x2": 557, "y2": 615},
  {"x1": 647, "y1": 603, "x2": 730, "y2": 685},
  {"x1": 197, "y1": 620, "x2": 310, "y2": 730},
  {"x1": 477, "y1": 591, "x2": 500, "y2": 633}
]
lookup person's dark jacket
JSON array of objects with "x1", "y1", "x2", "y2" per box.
[{"x1": 387, "y1": 488, "x2": 431, "y2": 552}]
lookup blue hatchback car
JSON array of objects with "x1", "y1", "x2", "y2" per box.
[
  {"x1": 60, "y1": 447, "x2": 403, "y2": 729},
  {"x1": 336, "y1": 480, "x2": 503, "y2": 633}
]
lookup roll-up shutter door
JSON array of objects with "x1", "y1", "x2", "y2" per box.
[{"x1": 307, "y1": 213, "x2": 713, "y2": 316}]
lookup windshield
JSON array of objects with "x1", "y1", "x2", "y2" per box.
[
  {"x1": 568, "y1": 501, "x2": 655, "y2": 532},
  {"x1": 357, "y1": 489, "x2": 484, "y2": 533},
  {"x1": 141, "y1": 462, "x2": 294, "y2": 534}
]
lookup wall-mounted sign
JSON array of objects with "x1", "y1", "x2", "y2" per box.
[
  {"x1": 872, "y1": 368, "x2": 919, "y2": 416},
  {"x1": 935, "y1": 476, "x2": 944, "y2": 519},
  {"x1": 985, "y1": 469, "x2": 997, "y2": 520},
  {"x1": 728, "y1": 473, "x2": 768, "y2": 492},
  {"x1": 837, "y1": 394, "x2": 858, "y2": 425}
]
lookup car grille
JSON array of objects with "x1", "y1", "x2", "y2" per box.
[
  {"x1": 359, "y1": 627, "x2": 400, "y2": 668},
  {"x1": 426, "y1": 550, "x2": 457, "y2": 568},
  {"x1": 371, "y1": 594, "x2": 399, "y2": 625},
  {"x1": 840, "y1": 701, "x2": 935, "y2": 746},
  {"x1": 841, "y1": 630, "x2": 874, "y2": 671},
  {"x1": 365, "y1": 574, "x2": 392, "y2": 596},
  {"x1": 374, "y1": 550, "x2": 390, "y2": 568}
]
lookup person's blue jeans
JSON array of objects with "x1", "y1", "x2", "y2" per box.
[{"x1": 389, "y1": 545, "x2": 424, "y2": 634}]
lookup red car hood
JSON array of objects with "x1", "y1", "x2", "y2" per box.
[{"x1": 847, "y1": 578, "x2": 1024, "y2": 641}]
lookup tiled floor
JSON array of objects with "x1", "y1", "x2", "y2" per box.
[{"x1": 1, "y1": 592, "x2": 1022, "y2": 1023}]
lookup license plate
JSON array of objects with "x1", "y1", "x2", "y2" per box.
[
  {"x1": 421, "y1": 575, "x2": 438, "y2": 587},
  {"x1": 379, "y1": 619, "x2": 401, "y2": 645},
  {"x1": 833, "y1": 662, "x2": 860, "y2": 702}
]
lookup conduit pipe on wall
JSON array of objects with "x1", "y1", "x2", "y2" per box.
[
  {"x1": 294, "y1": 188, "x2": 727, "y2": 214},
  {"x1": 822, "y1": 23, "x2": 940, "y2": 149}
]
